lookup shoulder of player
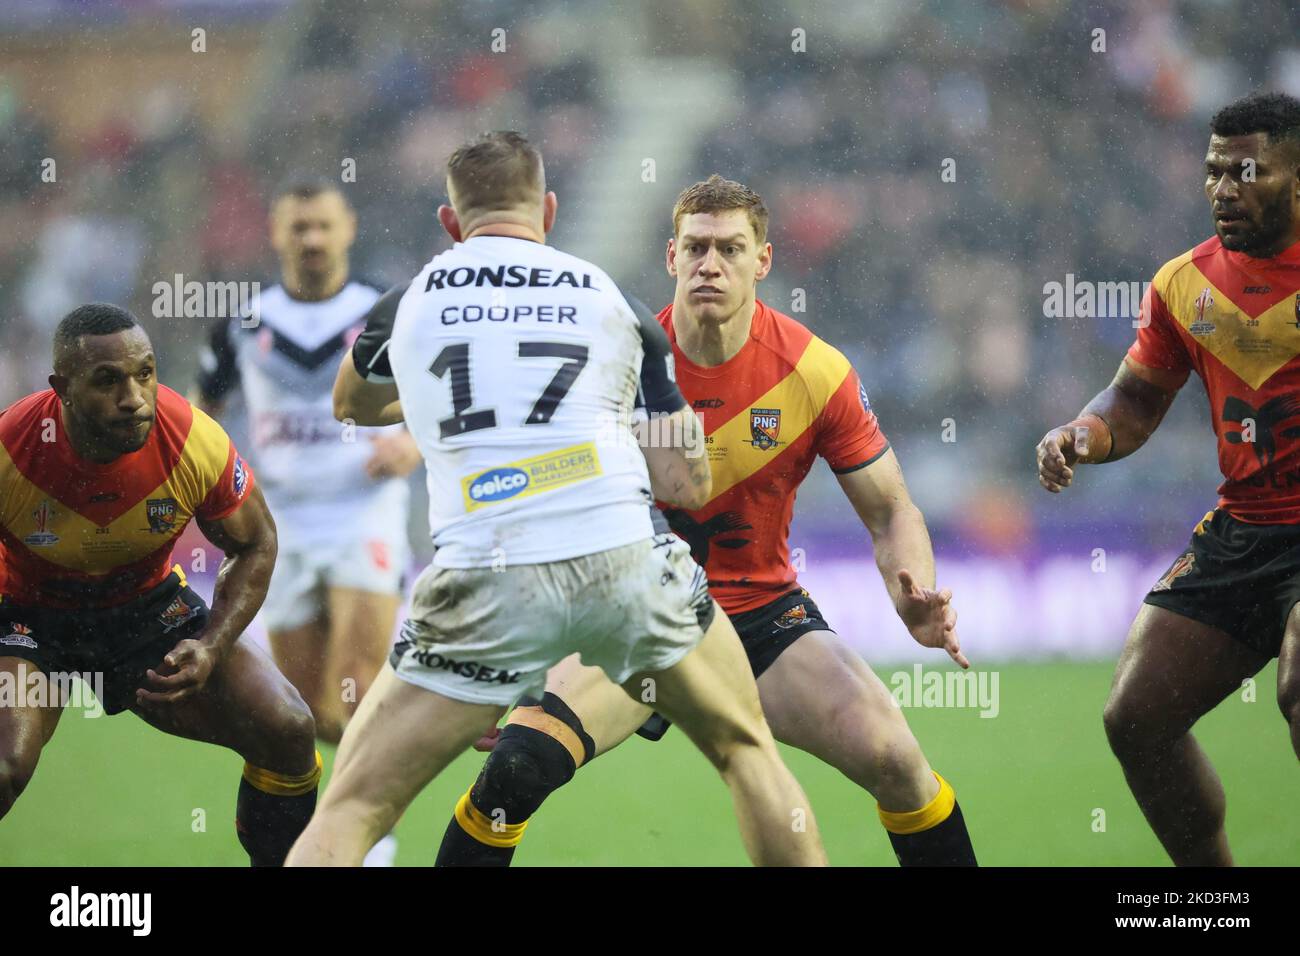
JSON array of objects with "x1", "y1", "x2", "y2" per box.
[
  {"x1": 1151, "y1": 238, "x2": 1219, "y2": 299},
  {"x1": 0, "y1": 389, "x2": 58, "y2": 446},
  {"x1": 753, "y1": 302, "x2": 855, "y2": 402},
  {"x1": 163, "y1": 386, "x2": 233, "y2": 471}
]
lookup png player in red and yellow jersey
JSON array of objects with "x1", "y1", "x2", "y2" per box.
[
  {"x1": 1037, "y1": 92, "x2": 1300, "y2": 866},
  {"x1": 435, "y1": 176, "x2": 977, "y2": 866},
  {"x1": 0, "y1": 304, "x2": 317, "y2": 865}
]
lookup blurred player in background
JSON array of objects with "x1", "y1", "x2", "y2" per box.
[
  {"x1": 288, "y1": 132, "x2": 826, "y2": 866},
  {"x1": 192, "y1": 179, "x2": 421, "y2": 865},
  {"x1": 0, "y1": 304, "x2": 318, "y2": 865},
  {"x1": 1037, "y1": 92, "x2": 1300, "y2": 865},
  {"x1": 435, "y1": 175, "x2": 978, "y2": 867}
]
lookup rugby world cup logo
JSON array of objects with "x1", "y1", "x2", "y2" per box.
[
  {"x1": 24, "y1": 500, "x2": 59, "y2": 547},
  {"x1": 1190, "y1": 287, "x2": 1215, "y2": 335}
]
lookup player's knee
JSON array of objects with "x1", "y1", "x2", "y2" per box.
[
  {"x1": 1277, "y1": 676, "x2": 1300, "y2": 727},
  {"x1": 0, "y1": 753, "x2": 35, "y2": 817},
  {"x1": 257, "y1": 689, "x2": 318, "y2": 769},
  {"x1": 857, "y1": 728, "x2": 924, "y2": 792},
  {"x1": 1102, "y1": 689, "x2": 1160, "y2": 758},
  {"x1": 472, "y1": 704, "x2": 589, "y2": 823},
  {"x1": 1102, "y1": 693, "x2": 1136, "y2": 755}
]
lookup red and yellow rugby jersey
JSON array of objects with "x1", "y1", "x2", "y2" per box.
[
  {"x1": 658, "y1": 299, "x2": 889, "y2": 614},
  {"x1": 1128, "y1": 237, "x2": 1300, "y2": 524},
  {"x1": 0, "y1": 384, "x2": 254, "y2": 608}
]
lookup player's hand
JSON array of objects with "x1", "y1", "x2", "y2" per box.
[
  {"x1": 1036, "y1": 424, "x2": 1095, "y2": 493},
  {"x1": 472, "y1": 726, "x2": 502, "y2": 752},
  {"x1": 136, "y1": 638, "x2": 220, "y2": 706},
  {"x1": 895, "y1": 569, "x2": 968, "y2": 669},
  {"x1": 365, "y1": 431, "x2": 423, "y2": 480}
]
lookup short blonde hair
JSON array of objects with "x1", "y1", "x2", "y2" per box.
[{"x1": 671, "y1": 174, "x2": 769, "y2": 245}]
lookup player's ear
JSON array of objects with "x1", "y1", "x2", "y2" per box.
[
  {"x1": 49, "y1": 373, "x2": 68, "y2": 403},
  {"x1": 542, "y1": 191, "x2": 558, "y2": 234},
  {"x1": 754, "y1": 241, "x2": 773, "y2": 281},
  {"x1": 666, "y1": 237, "x2": 677, "y2": 277},
  {"x1": 438, "y1": 204, "x2": 463, "y2": 242}
]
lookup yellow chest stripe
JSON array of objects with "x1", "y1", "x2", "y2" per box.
[
  {"x1": 1164, "y1": 266, "x2": 1300, "y2": 390},
  {"x1": 703, "y1": 337, "x2": 851, "y2": 503}
]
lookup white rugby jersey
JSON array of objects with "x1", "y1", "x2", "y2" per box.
[
  {"x1": 195, "y1": 281, "x2": 411, "y2": 534},
  {"x1": 351, "y1": 235, "x2": 685, "y2": 568}
]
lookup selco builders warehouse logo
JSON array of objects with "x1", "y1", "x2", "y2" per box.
[{"x1": 462, "y1": 443, "x2": 602, "y2": 512}]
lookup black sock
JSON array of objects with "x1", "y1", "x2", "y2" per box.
[
  {"x1": 436, "y1": 806, "x2": 519, "y2": 867},
  {"x1": 879, "y1": 772, "x2": 978, "y2": 867},
  {"x1": 886, "y1": 801, "x2": 977, "y2": 866},
  {"x1": 236, "y1": 754, "x2": 321, "y2": 867}
]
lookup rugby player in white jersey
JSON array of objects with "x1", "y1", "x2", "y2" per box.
[
  {"x1": 286, "y1": 132, "x2": 827, "y2": 866},
  {"x1": 193, "y1": 179, "x2": 421, "y2": 865}
]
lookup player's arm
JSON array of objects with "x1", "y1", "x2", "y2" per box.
[
  {"x1": 1036, "y1": 280, "x2": 1190, "y2": 493},
  {"x1": 837, "y1": 451, "x2": 967, "y2": 669},
  {"x1": 334, "y1": 282, "x2": 408, "y2": 426},
  {"x1": 334, "y1": 351, "x2": 404, "y2": 426},
  {"x1": 1036, "y1": 360, "x2": 1185, "y2": 493},
  {"x1": 136, "y1": 486, "x2": 277, "y2": 706},
  {"x1": 627, "y1": 295, "x2": 711, "y2": 509},
  {"x1": 195, "y1": 484, "x2": 278, "y2": 655}
]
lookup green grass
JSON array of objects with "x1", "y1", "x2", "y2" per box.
[{"x1": 1, "y1": 660, "x2": 1293, "y2": 866}]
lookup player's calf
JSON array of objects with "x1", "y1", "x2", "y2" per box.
[
  {"x1": 436, "y1": 693, "x2": 594, "y2": 866},
  {"x1": 1278, "y1": 606, "x2": 1300, "y2": 760},
  {"x1": 0, "y1": 659, "x2": 63, "y2": 820},
  {"x1": 140, "y1": 640, "x2": 322, "y2": 867},
  {"x1": 232, "y1": 672, "x2": 320, "y2": 866},
  {"x1": 640, "y1": 611, "x2": 827, "y2": 866}
]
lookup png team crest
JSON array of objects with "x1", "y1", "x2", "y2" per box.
[
  {"x1": 159, "y1": 595, "x2": 200, "y2": 633},
  {"x1": 146, "y1": 497, "x2": 179, "y2": 534},
  {"x1": 775, "y1": 603, "x2": 808, "y2": 630},
  {"x1": 749, "y1": 407, "x2": 783, "y2": 450}
]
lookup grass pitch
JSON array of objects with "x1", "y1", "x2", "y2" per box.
[{"x1": 2, "y1": 660, "x2": 1292, "y2": 866}]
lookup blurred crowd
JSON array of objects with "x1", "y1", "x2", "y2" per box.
[{"x1": 3, "y1": 0, "x2": 1298, "y2": 546}]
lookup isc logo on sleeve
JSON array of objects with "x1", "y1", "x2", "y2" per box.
[{"x1": 461, "y1": 443, "x2": 602, "y2": 512}]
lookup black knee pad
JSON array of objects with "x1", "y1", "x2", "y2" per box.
[{"x1": 470, "y1": 694, "x2": 595, "y2": 822}]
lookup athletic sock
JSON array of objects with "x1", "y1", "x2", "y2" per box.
[
  {"x1": 236, "y1": 751, "x2": 322, "y2": 867},
  {"x1": 877, "y1": 771, "x2": 978, "y2": 866}
]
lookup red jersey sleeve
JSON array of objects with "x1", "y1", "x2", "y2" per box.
[
  {"x1": 816, "y1": 367, "x2": 890, "y2": 473},
  {"x1": 196, "y1": 442, "x2": 255, "y2": 522},
  {"x1": 1127, "y1": 283, "x2": 1192, "y2": 374}
]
